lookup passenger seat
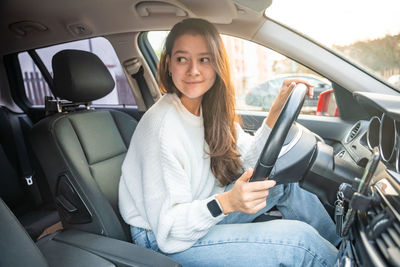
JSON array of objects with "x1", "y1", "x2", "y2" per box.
[{"x1": 30, "y1": 50, "x2": 138, "y2": 241}]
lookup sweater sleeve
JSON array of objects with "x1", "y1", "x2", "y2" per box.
[
  {"x1": 236, "y1": 119, "x2": 271, "y2": 171},
  {"x1": 140, "y1": 123, "x2": 225, "y2": 253},
  {"x1": 156, "y1": 149, "x2": 224, "y2": 252}
]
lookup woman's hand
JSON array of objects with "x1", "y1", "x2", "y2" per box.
[
  {"x1": 266, "y1": 79, "x2": 314, "y2": 129},
  {"x1": 216, "y1": 168, "x2": 276, "y2": 214}
]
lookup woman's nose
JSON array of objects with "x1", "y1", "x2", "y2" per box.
[{"x1": 187, "y1": 61, "x2": 200, "y2": 76}]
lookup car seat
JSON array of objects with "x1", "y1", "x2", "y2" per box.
[
  {"x1": 0, "y1": 197, "x2": 122, "y2": 267},
  {"x1": 30, "y1": 50, "x2": 138, "y2": 241}
]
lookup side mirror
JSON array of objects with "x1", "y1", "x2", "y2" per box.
[{"x1": 316, "y1": 89, "x2": 339, "y2": 116}]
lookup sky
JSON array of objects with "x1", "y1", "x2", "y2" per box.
[{"x1": 265, "y1": 0, "x2": 400, "y2": 46}]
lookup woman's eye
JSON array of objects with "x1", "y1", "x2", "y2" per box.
[
  {"x1": 177, "y1": 57, "x2": 187, "y2": 63},
  {"x1": 200, "y1": 57, "x2": 210, "y2": 63}
]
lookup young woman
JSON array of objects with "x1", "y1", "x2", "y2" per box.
[{"x1": 119, "y1": 18, "x2": 339, "y2": 266}]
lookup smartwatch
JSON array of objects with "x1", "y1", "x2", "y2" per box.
[{"x1": 207, "y1": 198, "x2": 223, "y2": 217}]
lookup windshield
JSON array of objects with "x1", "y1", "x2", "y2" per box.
[{"x1": 265, "y1": 0, "x2": 400, "y2": 91}]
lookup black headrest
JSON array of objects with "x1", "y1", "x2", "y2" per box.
[{"x1": 52, "y1": 50, "x2": 115, "y2": 102}]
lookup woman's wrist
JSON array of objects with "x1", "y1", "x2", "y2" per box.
[
  {"x1": 215, "y1": 192, "x2": 234, "y2": 215},
  {"x1": 266, "y1": 93, "x2": 288, "y2": 128}
]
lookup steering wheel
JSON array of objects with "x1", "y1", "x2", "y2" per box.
[{"x1": 249, "y1": 83, "x2": 308, "y2": 183}]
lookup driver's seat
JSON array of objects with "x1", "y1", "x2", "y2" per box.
[{"x1": 30, "y1": 50, "x2": 138, "y2": 241}]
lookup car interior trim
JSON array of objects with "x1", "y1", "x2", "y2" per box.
[
  {"x1": 367, "y1": 116, "x2": 381, "y2": 151},
  {"x1": 379, "y1": 114, "x2": 397, "y2": 163},
  {"x1": 277, "y1": 123, "x2": 302, "y2": 159}
]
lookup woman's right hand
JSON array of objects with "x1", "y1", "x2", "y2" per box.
[
  {"x1": 265, "y1": 79, "x2": 314, "y2": 129},
  {"x1": 216, "y1": 168, "x2": 276, "y2": 214}
]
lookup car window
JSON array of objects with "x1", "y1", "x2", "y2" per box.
[
  {"x1": 147, "y1": 31, "x2": 337, "y2": 116},
  {"x1": 18, "y1": 37, "x2": 135, "y2": 106},
  {"x1": 265, "y1": 0, "x2": 400, "y2": 91}
]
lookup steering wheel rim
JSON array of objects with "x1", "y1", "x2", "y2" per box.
[{"x1": 249, "y1": 83, "x2": 308, "y2": 183}]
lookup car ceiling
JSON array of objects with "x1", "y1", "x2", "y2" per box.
[{"x1": 0, "y1": 0, "x2": 271, "y2": 56}]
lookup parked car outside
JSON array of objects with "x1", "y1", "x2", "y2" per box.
[{"x1": 245, "y1": 74, "x2": 331, "y2": 112}]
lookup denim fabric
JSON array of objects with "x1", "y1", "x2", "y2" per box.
[
  {"x1": 131, "y1": 226, "x2": 159, "y2": 252},
  {"x1": 131, "y1": 182, "x2": 339, "y2": 266}
]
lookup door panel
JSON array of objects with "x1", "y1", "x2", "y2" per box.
[{"x1": 240, "y1": 112, "x2": 353, "y2": 143}]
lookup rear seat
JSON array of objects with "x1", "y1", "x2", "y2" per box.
[{"x1": 0, "y1": 106, "x2": 59, "y2": 240}]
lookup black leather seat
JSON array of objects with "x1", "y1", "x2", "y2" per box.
[
  {"x1": 0, "y1": 197, "x2": 116, "y2": 267},
  {"x1": 0, "y1": 197, "x2": 49, "y2": 267},
  {"x1": 30, "y1": 50, "x2": 138, "y2": 241},
  {"x1": 0, "y1": 197, "x2": 180, "y2": 267}
]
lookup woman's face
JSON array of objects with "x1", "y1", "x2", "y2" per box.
[{"x1": 168, "y1": 33, "x2": 217, "y2": 104}]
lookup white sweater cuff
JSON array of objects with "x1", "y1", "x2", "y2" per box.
[{"x1": 254, "y1": 118, "x2": 271, "y2": 141}]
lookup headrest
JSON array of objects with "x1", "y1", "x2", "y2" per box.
[{"x1": 52, "y1": 50, "x2": 115, "y2": 102}]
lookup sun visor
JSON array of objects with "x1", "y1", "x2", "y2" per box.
[
  {"x1": 135, "y1": 0, "x2": 237, "y2": 24},
  {"x1": 233, "y1": 0, "x2": 273, "y2": 13}
]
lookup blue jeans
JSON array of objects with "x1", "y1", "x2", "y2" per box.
[{"x1": 131, "y1": 183, "x2": 339, "y2": 266}]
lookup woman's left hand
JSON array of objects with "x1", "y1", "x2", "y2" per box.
[{"x1": 266, "y1": 79, "x2": 314, "y2": 129}]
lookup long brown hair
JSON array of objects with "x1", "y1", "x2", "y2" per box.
[{"x1": 158, "y1": 18, "x2": 242, "y2": 186}]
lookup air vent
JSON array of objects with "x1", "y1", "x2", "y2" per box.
[
  {"x1": 367, "y1": 200, "x2": 400, "y2": 266},
  {"x1": 346, "y1": 122, "x2": 361, "y2": 143}
]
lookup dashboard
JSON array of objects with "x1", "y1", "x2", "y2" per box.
[{"x1": 336, "y1": 92, "x2": 400, "y2": 267}]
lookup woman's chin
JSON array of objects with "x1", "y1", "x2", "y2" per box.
[{"x1": 179, "y1": 89, "x2": 206, "y2": 100}]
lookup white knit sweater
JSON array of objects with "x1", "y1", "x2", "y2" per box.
[{"x1": 119, "y1": 93, "x2": 271, "y2": 253}]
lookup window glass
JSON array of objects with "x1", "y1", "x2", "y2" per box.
[
  {"x1": 265, "y1": 0, "x2": 400, "y2": 91},
  {"x1": 18, "y1": 52, "x2": 53, "y2": 106},
  {"x1": 147, "y1": 31, "x2": 337, "y2": 116},
  {"x1": 18, "y1": 37, "x2": 135, "y2": 106}
]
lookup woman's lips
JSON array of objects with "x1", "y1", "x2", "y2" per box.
[{"x1": 184, "y1": 80, "x2": 203, "y2": 84}]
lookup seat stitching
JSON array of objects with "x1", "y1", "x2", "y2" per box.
[
  {"x1": 67, "y1": 117, "x2": 93, "y2": 176},
  {"x1": 89, "y1": 151, "x2": 126, "y2": 167},
  {"x1": 109, "y1": 110, "x2": 129, "y2": 150}
]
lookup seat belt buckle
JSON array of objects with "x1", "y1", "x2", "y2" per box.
[{"x1": 25, "y1": 176, "x2": 33, "y2": 186}]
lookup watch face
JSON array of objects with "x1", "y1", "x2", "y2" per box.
[{"x1": 207, "y1": 199, "x2": 222, "y2": 217}]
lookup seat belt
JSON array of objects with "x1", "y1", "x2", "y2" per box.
[
  {"x1": 125, "y1": 58, "x2": 155, "y2": 108},
  {"x1": 8, "y1": 113, "x2": 42, "y2": 207}
]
